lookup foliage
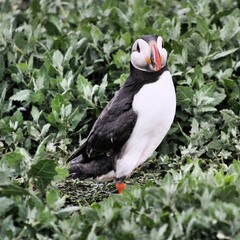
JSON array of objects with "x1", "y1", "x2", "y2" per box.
[{"x1": 0, "y1": 0, "x2": 239, "y2": 239}]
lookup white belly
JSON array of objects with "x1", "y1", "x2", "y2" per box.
[{"x1": 116, "y1": 71, "x2": 176, "y2": 178}]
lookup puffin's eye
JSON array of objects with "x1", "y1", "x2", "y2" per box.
[{"x1": 137, "y1": 43, "x2": 140, "y2": 52}]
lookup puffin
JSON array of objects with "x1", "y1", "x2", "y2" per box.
[{"x1": 68, "y1": 35, "x2": 176, "y2": 194}]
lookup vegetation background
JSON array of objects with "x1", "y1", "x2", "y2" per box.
[{"x1": 0, "y1": 0, "x2": 239, "y2": 239}]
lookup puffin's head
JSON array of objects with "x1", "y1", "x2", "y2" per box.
[{"x1": 130, "y1": 35, "x2": 167, "y2": 72}]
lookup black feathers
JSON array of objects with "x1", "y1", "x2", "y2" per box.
[{"x1": 67, "y1": 56, "x2": 168, "y2": 180}]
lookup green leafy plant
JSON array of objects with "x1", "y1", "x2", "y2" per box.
[{"x1": 0, "y1": 0, "x2": 239, "y2": 239}]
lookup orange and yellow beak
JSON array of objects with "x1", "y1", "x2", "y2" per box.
[
  {"x1": 152, "y1": 44, "x2": 162, "y2": 71},
  {"x1": 146, "y1": 43, "x2": 162, "y2": 71}
]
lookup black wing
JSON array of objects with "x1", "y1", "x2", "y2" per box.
[{"x1": 68, "y1": 80, "x2": 138, "y2": 162}]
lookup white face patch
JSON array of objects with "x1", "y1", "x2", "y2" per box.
[
  {"x1": 130, "y1": 36, "x2": 168, "y2": 72},
  {"x1": 131, "y1": 39, "x2": 150, "y2": 71}
]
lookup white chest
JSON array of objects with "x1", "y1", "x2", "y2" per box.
[
  {"x1": 116, "y1": 71, "x2": 176, "y2": 178},
  {"x1": 132, "y1": 71, "x2": 176, "y2": 130}
]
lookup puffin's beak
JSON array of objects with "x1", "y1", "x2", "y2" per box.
[
  {"x1": 147, "y1": 43, "x2": 162, "y2": 71},
  {"x1": 152, "y1": 43, "x2": 162, "y2": 71}
]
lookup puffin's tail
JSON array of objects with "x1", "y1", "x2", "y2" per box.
[
  {"x1": 68, "y1": 154, "x2": 86, "y2": 179},
  {"x1": 68, "y1": 153, "x2": 115, "y2": 180}
]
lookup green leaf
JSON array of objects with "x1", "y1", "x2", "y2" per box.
[
  {"x1": 176, "y1": 86, "x2": 194, "y2": 106},
  {"x1": 17, "y1": 63, "x2": 28, "y2": 72},
  {"x1": 214, "y1": 185, "x2": 238, "y2": 202},
  {"x1": 33, "y1": 135, "x2": 52, "y2": 161},
  {"x1": 229, "y1": 161, "x2": 240, "y2": 176},
  {"x1": 14, "y1": 32, "x2": 28, "y2": 52},
  {"x1": 212, "y1": 48, "x2": 238, "y2": 60},
  {"x1": 62, "y1": 104, "x2": 72, "y2": 118},
  {"x1": 76, "y1": 75, "x2": 95, "y2": 106},
  {"x1": 220, "y1": 16, "x2": 240, "y2": 41},
  {"x1": 40, "y1": 123, "x2": 51, "y2": 137},
  {"x1": 52, "y1": 50, "x2": 63, "y2": 73},
  {"x1": 46, "y1": 188, "x2": 65, "y2": 210},
  {"x1": 68, "y1": 107, "x2": 86, "y2": 130},
  {"x1": 102, "y1": 0, "x2": 117, "y2": 10},
  {"x1": 1, "y1": 151, "x2": 23, "y2": 175},
  {"x1": 51, "y1": 94, "x2": 68, "y2": 113},
  {"x1": 212, "y1": 92, "x2": 226, "y2": 106},
  {"x1": 54, "y1": 166, "x2": 69, "y2": 181},
  {"x1": 113, "y1": 49, "x2": 129, "y2": 68},
  {"x1": 0, "y1": 55, "x2": 5, "y2": 80},
  {"x1": 12, "y1": 110, "x2": 24, "y2": 126},
  {"x1": 0, "y1": 197, "x2": 14, "y2": 217},
  {"x1": 91, "y1": 25, "x2": 104, "y2": 44},
  {"x1": 10, "y1": 89, "x2": 32, "y2": 102},
  {"x1": 190, "y1": 118, "x2": 199, "y2": 137},
  {"x1": 87, "y1": 223, "x2": 98, "y2": 240},
  {"x1": 114, "y1": 73, "x2": 128, "y2": 86},
  {"x1": 28, "y1": 160, "x2": 58, "y2": 191},
  {"x1": 55, "y1": 206, "x2": 80, "y2": 214},
  {"x1": 1, "y1": 2, "x2": 240, "y2": 238},
  {"x1": 201, "y1": 82, "x2": 216, "y2": 96},
  {"x1": 31, "y1": 0, "x2": 41, "y2": 13},
  {"x1": 45, "y1": 20, "x2": 60, "y2": 36},
  {"x1": 28, "y1": 125, "x2": 41, "y2": 140},
  {"x1": 31, "y1": 106, "x2": 41, "y2": 122},
  {"x1": 221, "y1": 109, "x2": 240, "y2": 128},
  {"x1": 0, "y1": 165, "x2": 11, "y2": 185},
  {"x1": 197, "y1": 16, "x2": 209, "y2": 36},
  {"x1": 0, "y1": 184, "x2": 30, "y2": 197}
]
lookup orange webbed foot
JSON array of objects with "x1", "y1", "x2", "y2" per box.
[{"x1": 116, "y1": 181, "x2": 126, "y2": 194}]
